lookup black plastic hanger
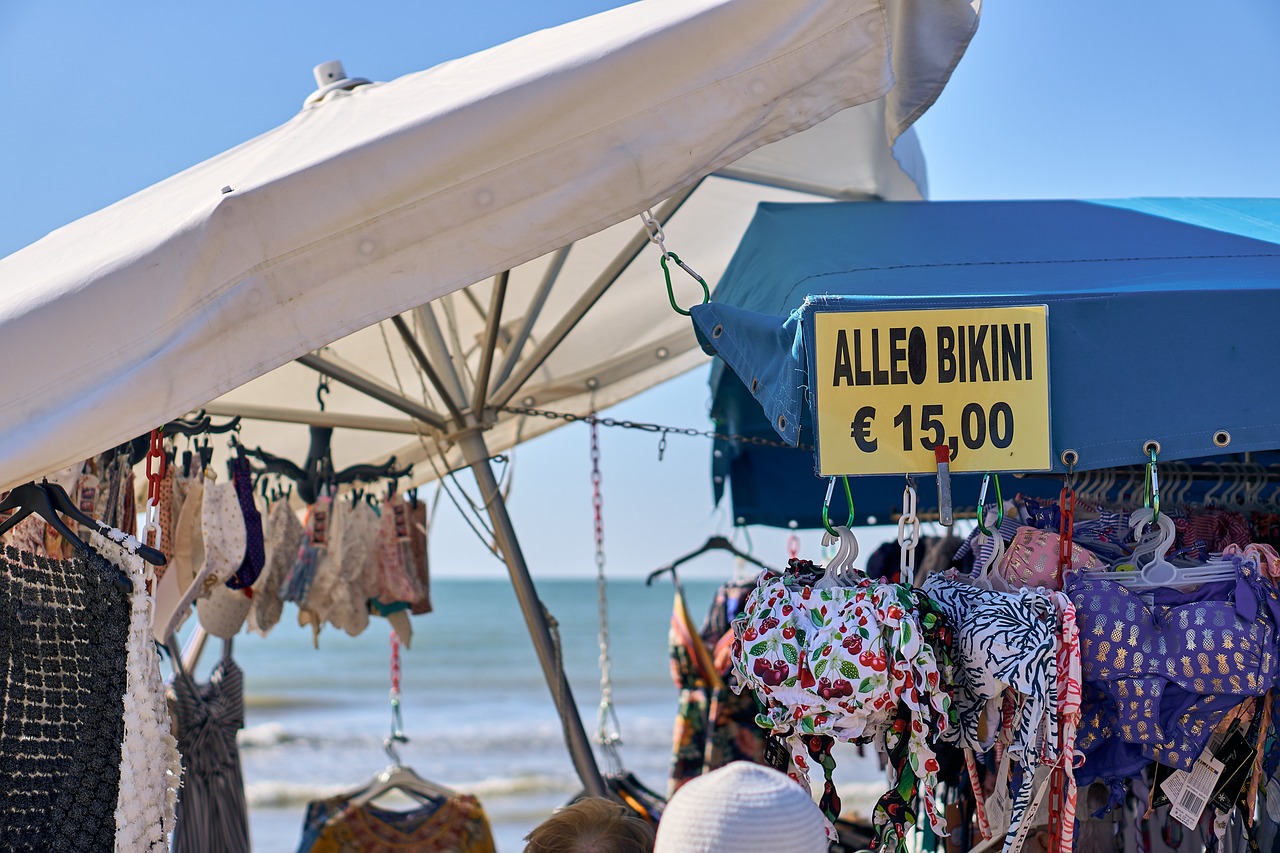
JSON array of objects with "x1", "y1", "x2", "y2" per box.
[
  {"x1": 0, "y1": 483, "x2": 134, "y2": 590},
  {"x1": 0, "y1": 481, "x2": 166, "y2": 577},
  {"x1": 242, "y1": 426, "x2": 411, "y2": 504},
  {"x1": 645, "y1": 535, "x2": 777, "y2": 586}
]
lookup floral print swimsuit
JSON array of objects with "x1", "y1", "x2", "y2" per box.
[{"x1": 731, "y1": 562, "x2": 955, "y2": 852}]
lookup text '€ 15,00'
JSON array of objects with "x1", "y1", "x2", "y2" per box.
[{"x1": 812, "y1": 306, "x2": 1051, "y2": 476}]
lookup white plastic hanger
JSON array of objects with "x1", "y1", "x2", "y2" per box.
[
  {"x1": 817, "y1": 476, "x2": 861, "y2": 587},
  {"x1": 816, "y1": 525, "x2": 860, "y2": 588},
  {"x1": 1093, "y1": 468, "x2": 1115, "y2": 508},
  {"x1": 1202, "y1": 462, "x2": 1227, "y2": 507},
  {"x1": 1169, "y1": 462, "x2": 1195, "y2": 508},
  {"x1": 1087, "y1": 508, "x2": 1235, "y2": 590},
  {"x1": 1219, "y1": 462, "x2": 1246, "y2": 509}
]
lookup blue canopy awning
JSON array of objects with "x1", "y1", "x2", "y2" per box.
[{"x1": 695, "y1": 198, "x2": 1280, "y2": 528}]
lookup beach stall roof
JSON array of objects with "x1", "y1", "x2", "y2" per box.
[
  {"x1": 694, "y1": 198, "x2": 1280, "y2": 528},
  {"x1": 0, "y1": 0, "x2": 982, "y2": 797}
]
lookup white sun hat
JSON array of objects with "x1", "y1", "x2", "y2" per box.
[{"x1": 654, "y1": 762, "x2": 829, "y2": 853}]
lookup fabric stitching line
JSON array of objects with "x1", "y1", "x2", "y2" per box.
[{"x1": 794, "y1": 252, "x2": 1280, "y2": 285}]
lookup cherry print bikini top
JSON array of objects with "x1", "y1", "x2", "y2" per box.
[{"x1": 731, "y1": 563, "x2": 955, "y2": 851}]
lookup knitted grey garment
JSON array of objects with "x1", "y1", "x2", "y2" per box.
[{"x1": 0, "y1": 544, "x2": 130, "y2": 852}]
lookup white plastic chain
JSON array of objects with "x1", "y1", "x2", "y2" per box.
[
  {"x1": 898, "y1": 477, "x2": 921, "y2": 586},
  {"x1": 639, "y1": 209, "x2": 667, "y2": 255}
]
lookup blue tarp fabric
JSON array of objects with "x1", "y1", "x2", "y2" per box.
[{"x1": 696, "y1": 199, "x2": 1280, "y2": 527}]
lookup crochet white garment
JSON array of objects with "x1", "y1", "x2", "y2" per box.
[{"x1": 91, "y1": 531, "x2": 182, "y2": 852}]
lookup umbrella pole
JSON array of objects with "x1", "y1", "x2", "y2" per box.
[{"x1": 456, "y1": 429, "x2": 608, "y2": 798}]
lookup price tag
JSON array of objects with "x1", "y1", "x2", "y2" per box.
[
  {"x1": 1168, "y1": 752, "x2": 1225, "y2": 828},
  {"x1": 813, "y1": 306, "x2": 1051, "y2": 475}
]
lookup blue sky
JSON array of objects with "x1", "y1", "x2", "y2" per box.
[{"x1": 3, "y1": 2, "x2": 1279, "y2": 579}]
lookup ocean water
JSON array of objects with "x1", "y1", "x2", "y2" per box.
[{"x1": 185, "y1": 578, "x2": 887, "y2": 852}]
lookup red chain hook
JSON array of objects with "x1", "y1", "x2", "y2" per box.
[{"x1": 144, "y1": 428, "x2": 166, "y2": 507}]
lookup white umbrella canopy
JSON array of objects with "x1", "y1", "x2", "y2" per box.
[
  {"x1": 204, "y1": 107, "x2": 930, "y2": 486},
  {"x1": 0, "y1": 0, "x2": 979, "y2": 491}
]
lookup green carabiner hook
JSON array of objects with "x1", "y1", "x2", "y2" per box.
[
  {"x1": 660, "y1": 252, "x2": 710, "y2": 316},
  {"x1": 821, "y1": 476, "x2": 855, "y2": 536},
  {"x1": 1146, "y1": 446, "x2": 1161, "y2": 524},
  {"x1": 975, "y1": 472, "x2": 1003, "y2": 536}
]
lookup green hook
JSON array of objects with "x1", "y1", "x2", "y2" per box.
[
  {"x1": 1146, "y1": 446, "x2": 1161, "y2": 524},
  {"x1": 660, "y1": 252, "x2": 710, "y2": 316},
  {"x1": 821, "y1": 476, "x2": 855, "y2": 536},
  {"x1": 975, "y1": 472, "x2": 1003, "y2": 536}
]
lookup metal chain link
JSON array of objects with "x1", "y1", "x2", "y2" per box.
[
  {"x1": 499, "y1": 404, "x2": 810, "y2": 451},
  {"x1": 589, "y1": 413, "x2": 623, "y2": 772},
  {"x1": 897, "y1": 477, "x2": 920, "y2": 586}
]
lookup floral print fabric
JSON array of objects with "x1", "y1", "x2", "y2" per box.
[
  {"x1": 298, "y1": 793, "x2": 496, "y2": 853},
  {"x1": 731, "y1": 563, "x2": 954, "y2": 852},
  {"x1": 667, "y1": 580, "x2": 763, "y2": 795}
]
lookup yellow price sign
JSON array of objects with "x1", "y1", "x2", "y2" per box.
[{"x1": 813, "y1": 306, "x2": 1050, "y2": 475}]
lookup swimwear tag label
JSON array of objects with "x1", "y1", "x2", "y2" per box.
[
  {"x1": 762, "y1": 733, "x2": 791, "y2": 773},
  {"x1": 1152, "y1": 728, "x2": 1254, "y2": 813},
  {"x1": 983, "y1": 757, "x2": 1013, "y2": 838},
  {"x1": 1209, "y1": 729, "x2": 1256, "y2": 813},
  {"x1": 1168, "y1": 752, "x2": 1224, "y2": 828}
]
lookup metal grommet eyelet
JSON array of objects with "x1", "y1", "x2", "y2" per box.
[
  {"x1": 1142, "y1": 440, "x2": 1162, "y2": 456},
  {"x1": 1060, "y1": 449, "x2": 1079, "y2": 467},
  {"x1": 777, "y1": 415, "x2": 787, "y2": 431},
  {"x1": 1213, "y1": 430, "x2": 1231, "y2": 448},
  {"x1": 750, "y1": 378, "x2": 759, "y2": 393},
  {"x1": 712, "y1": 324, "x2": 724, "y2": 338}
]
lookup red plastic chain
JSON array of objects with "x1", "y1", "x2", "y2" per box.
[
  {"x1": 1049, "y1": 480, "x2": 1076, "y2": 853},
  {"x1": 144, "y1": 427, "x2": 166, "y2": 507},
  {"x1": 1057, "y1": 485, "x2": 1076, "y2": 575},
  {"x1": 390, "y1": 629, "x2": 402, "y2": 697},
  {"x1": 965, "y1": 748, "x2": 992, "y2": 840}
]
